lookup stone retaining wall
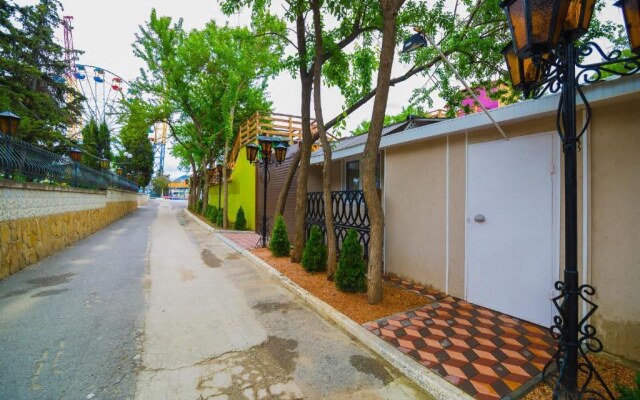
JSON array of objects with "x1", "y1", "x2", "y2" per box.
[{"x1": 0, "y1": 180, "x2": 143, "y2": 279}]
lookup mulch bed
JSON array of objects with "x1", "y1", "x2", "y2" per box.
[
  {"x1": 250, "y1": 248, "x2": 429, "y2": 324},
  {"x1": 522, "y1": 355, "x2": 639, "y2": 399}
]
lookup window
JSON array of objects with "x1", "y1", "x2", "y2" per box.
[
  {"x1": 346, "y1": 160, "x2": 360, "y2": 191},
  {"x1": 344, "y1": 156, "x2": 383, "y2": 191}
]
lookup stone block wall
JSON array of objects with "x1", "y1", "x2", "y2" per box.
[{"x1": 0, "y1": 180, "x2": 141, "y2": 279}]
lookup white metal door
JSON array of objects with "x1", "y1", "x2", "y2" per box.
[{"x1": 466, "y1": 133, "x2": 556, "y2": 327}]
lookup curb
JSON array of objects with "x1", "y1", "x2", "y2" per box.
[{"x1": 185, "y1": 209, "x2": 472, "y2": 400}]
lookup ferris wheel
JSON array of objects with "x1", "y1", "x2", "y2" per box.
[{"x1": 65, "y1": 64, "x2": 130, "y2": 138}]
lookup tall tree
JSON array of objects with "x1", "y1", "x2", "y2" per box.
[
  {"x1": 363, "y1": 0, "x2": 404, "y2": 304},
  {"x1": 80, "y1": 118, "x2": 112, "y2": 170},
  {"x1": 129, "y1": 11, "x2": 279, "y2": 216},
  {"x1": 0, "y1": 0, "x2": 82, "y2": 146},
  {"x1": 310, "y1": 0, "x2": 338, "y2": 277}
]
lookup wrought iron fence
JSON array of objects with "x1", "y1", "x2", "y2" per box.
[
  {"x1": 0, "y1": 132, "x2": 138, "y2": 192},
  {"x1": 305, "y1": 190, "x2": 370, "y2": 257}
]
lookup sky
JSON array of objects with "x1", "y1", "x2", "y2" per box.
[{"x1": 17, "y1": 1, "x2": 626, "y2": 179}]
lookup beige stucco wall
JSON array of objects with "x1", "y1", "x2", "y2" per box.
[
  {"x1": 0, "y1": 181, "x2": 140, "y2": 280},
  {"x1": 588, "y1": 100, "x2": 640, "y2": 361},
  {"x1": 385, "y1": 137, "x2": 448, "y2": 291},
  {"x1": 308, "y1": 160, "x2": 342, "y2": 192}
]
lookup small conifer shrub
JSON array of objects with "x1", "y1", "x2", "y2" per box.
[
  {"x1": 235, "y1": 206, "x2": 247, "y2": 230},
  {"x1": 618, "y1": 373, "x2": 640, "y2": 400},
  {"x1": 335, "y1": 229, "x2": 366, "y2": 293},
  {"x1": 302, "y1": 225, "x2": 327, "y2": 272},
  {"x1": 269, "y1": 215, "x2": 290, "y2": 257},
  {"x1": 216, "y1": 210, "x2": 223, "y2": 227},
  {"x1": 209, "y1": 206, "x2": 218, "y2": 223}
]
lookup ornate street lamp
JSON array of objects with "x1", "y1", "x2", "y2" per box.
[
  {"x1": 126, "y1": 172, "x2": 132, "y2": 181},
  {"x1": 68, "y1": 148, "x2": 83, "y2": 187},
  {"x1": 69, "y1": 148, "x2": 83, "y2": 162},
  {"x1": 116, "y1": 167, "x2": 123, "y2": 176},
  {"x1": 99, "y1": 158, "x2": 110, "y2": 170},
  {"x1": 246, "y1": 137, "x2": 287, "y2": 248},
  {"x1": 501, "y1": 1, "x2": 640, "y2": 398},
  {"x1": 0, "y1": 111, "x2": 21, "y2": 135}
]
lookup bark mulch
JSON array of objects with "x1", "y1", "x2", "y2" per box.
[
  {"x1": 251, "y1": 248, "x2": 429, "y2": 324},
  {"x1": 522, "y1": 354, "x2": 639, "y2": 399}
]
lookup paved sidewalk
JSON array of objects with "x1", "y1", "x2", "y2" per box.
[
  {"x1": 136, "y1": 200, "x2": 432, "y2": 400},
  {"x1": 364, "y1": 294, "x2": 556, "y2": 400},
  {"x1": 221, "y1": 231, "x2": 262, "y2": 250}
]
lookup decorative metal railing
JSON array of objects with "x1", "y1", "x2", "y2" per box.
[
  {"x1": 0, "y1": 132, "x2": 138, "y2": 192},
  {"x1": 305, "y1": 190, "x2": 370, "y2": 257}
]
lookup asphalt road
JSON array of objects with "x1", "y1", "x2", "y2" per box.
[
  {"x1": 0, "y1": 200, "x2": 432, "y2": 400},
  {"x1": 0, "y1": 202, "x2": 155, "y2": 400}
]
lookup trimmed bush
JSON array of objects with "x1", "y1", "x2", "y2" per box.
[
  {"x1": 216, "y1": 211, "x2": 223, "y2": 227},
  {"x1": 618, "y1": 373, "x2": 640, "y2": 400},
  {"x1": 335, "y1": 229, "x2": 366, "y2": 293},
  {"x1": 302, "y1": 225, "x2": 327, "y2": 272},
  {"x1": 234, "y1": 206, "x2": 247, "y2": 230},
  {"x1": 269, "y1": 215, "x2": 290, "y2": 257}
]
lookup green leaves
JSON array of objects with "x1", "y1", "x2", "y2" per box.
[{"x1": 0, "y1": 0, "x2": 82, "y2": 146}]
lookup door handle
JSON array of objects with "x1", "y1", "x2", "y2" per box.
[{"x1": 474, "y1": 214, "x2": 486, "y2": 223}]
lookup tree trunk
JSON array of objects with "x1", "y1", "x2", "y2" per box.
[
  {"x1": 291, "y1": 78, "x2": 313, "y2": 262},
  {"x1": 223, "y1": 136, "x2": 230, "y2": 229},
  {"x1": 273, "y1": 150, "x2": 300, "y2": 218},
  {"x1": 188, "y1": 157, "x2": 197, "y2": 210},
  {"x1": 363, "y1": 0, "x2": 405, "y2": 304},
  {"x1": 201, "y1": 158, "x2": 210, "y2": 214},
  {"x1": 311, "y1": 0, "x2": 338, "y2": 278}
]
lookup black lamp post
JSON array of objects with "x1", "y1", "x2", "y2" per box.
[
  {"x1": 246, "y1": 137, "x2": 287, "y2": 247},
  {"x1": 500, "y1": 1, "x2": 640, "y2": 398}
]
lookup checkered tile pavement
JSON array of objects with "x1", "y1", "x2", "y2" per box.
[
  {"x1": 364, "y1": 297, "x2": 556, "y2": 400},
  {"x1": 221, "y1": 232, "x2": 262, "y2": 250}
]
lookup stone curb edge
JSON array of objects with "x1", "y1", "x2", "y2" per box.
[{"x1": 184, "y1": 209, "x2": 472, "y2": 400}]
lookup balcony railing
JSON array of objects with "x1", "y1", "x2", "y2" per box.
[
  {"x1": 228, "y1": 112, "x2": 319, "y2": 168},
  {"x1": 0, "y1": 132, "x2": 138, "y2": 192}
]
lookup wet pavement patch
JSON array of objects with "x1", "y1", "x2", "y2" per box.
[
  {"x1": 31, "y1": 289, "x2": 69, "y2": 298},
  {"x1": 27, "y1": 272, "x2": 76, "y2": 288},
  {"x1": 225, "y1": 253, "x2": 241, "y2": 260},
  {"x1": 252, "y1": 301, "x2": 301, "y2": 314},
  {"x1": 195, "y1": 336, "x2": 301, "y2": 399},
  {"x1": 201, "y1": 249, "x2": 222, "y2": 268},
  {"x1": 349, "y1": 355, "x2": 393, "y2": 385},
  {"x1": 0, "y1": 288, "x2": 31, "y2": 300},
  {"x1": 262, "y1": 336, "x2": 299, "y2": 375}
]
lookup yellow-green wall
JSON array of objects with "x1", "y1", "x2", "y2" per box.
[{"x1": 208, "y1": 147, "x2": 256, "y2": 230}]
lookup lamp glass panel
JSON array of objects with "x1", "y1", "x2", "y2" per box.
[
  {"x1": 9, "y1": 119, "x2": 18, "y2": 135},
  {"x1": 622, "y1": 0, "x2": 640, "y2": 53},
  {"x1": 502, "y1": 44, "x2": 522, "y2": 87},
  {"x1": 507, "y1": 0, "x2": 528, "y2": 51},
  {"x1": 274, "y1": 144, "x2": 287, "y2": 164},
  {"x1": 246, "y1": 144, "x2": 259, "y2": 162},
  {"x1": 530, "y1": 0, "x2": 555, "y2": 44},
  {"x1": 564, "y1": 0, "x2": 595, "y2": 39},
  {"x1": 0, "y1": 118, "x2": 8, "y2": 134},
  {"x1": 259, "y1": 138, "x2": 273, "y2": 155}
]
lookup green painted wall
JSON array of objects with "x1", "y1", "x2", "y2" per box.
[{"x1": 208, "y1": 147, "x2": 256, "y2": 230}]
